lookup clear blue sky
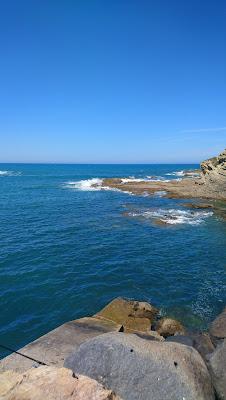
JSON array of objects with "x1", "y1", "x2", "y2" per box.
[{"x1": 0, "y1": 0, "x2": 225, "y2": 163}]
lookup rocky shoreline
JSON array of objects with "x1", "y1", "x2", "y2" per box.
[
  {"x1": 1, "y1": 150, "x2": 225, "y2": 399},
  {"x1": 101, "y1": 149, "x2": 226, "y2": 202},
  {"x1": 1, "y1": 297, "x2": 226, "y2": 399}
]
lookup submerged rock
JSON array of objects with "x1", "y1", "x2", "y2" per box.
[
  {"x1": 95, "y1": 297, "x2": 158, "y2": 332},
  {"x1": 156, "y1": 317, "x2": 185, "y2": 337},
  {"x1": 0, "y1": 366, "x2": 121, "y2": 400},
  {"x1": 182, "y1": 202, "x2": 213, "y2": 209},
  {"x1": 64, "y1": 332, "x2": 214, "y2": 400},
  {"x1": 208, "y1": 339, "x2": 226, "y2": 400}
]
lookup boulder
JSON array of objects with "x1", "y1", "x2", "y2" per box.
[
  {"x1": 208, "y1": 339, "x2": 226, "y2": 400},
  {"x1": 156, "y1": 317, "x2": 185, "y2": 337},
  {"x1": 95, "y1": 297, "x2": 158, "y2": 332},
  {"x1": 0, "y1": 366, "x2": 121, "y2": 400},
  {"x1": 192, "y1": 332, "x2": 215, "y2": 361},
  {"x1": 64, "y1": 332, "x2": 214, "y2": 400},
  {"x1": 209, "y1": 306, "x2": 226, "y2": 339}
]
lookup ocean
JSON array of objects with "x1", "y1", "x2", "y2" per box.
[{"x1": 0, "y1": 163, "x2": 226, "y2": 358}]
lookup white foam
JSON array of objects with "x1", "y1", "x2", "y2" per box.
[
  {"x1": 65, "y1": 178, "x2": 103, "y2": 191},
  {"x1": 121, "y1": 178, "x2": 145, "y2": 183},
  {"x1": 121, "y1": 176, "x2": 171, "y2": 183},
  {"x1": 154, "y1": 190, "x2": 167, "y2": 197},
  {"x1": 0, "y1": 170, "x2": 21, "y2": 176},
  {"x1": 128, "y1": 208, "x2": 213, "y2": 225},
  {"x1": 166, "y1": 170, "x2": 200, "y2": 178},
  {"x1": 64, "y1": 178, "x2": 134, "y2": 195}
]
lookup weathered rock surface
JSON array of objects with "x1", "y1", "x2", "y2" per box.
[
  {"x1": 64, "y1": 332, "x2": 215, "y2": 400},
  {"x1": 201, "y1": 149, "x2": 226, "y2": 179},
  {"x1": 0, "y1": 317, "x2": 122, "y2": 373},
  {"x1": 156, "y1": 317, "x2": 185, "y2": 337},
  {"x1": 96, "y1": 297, "x2": 158, "y2": 332},
  {"x1": 209, "y1": 306, "x2": 226, "y2": 339},
  {"x1": 0, "y1": 366, "x2": 121, "y2": 399},
  {"x1": 208, "y1": 339, "x2": 226, "y2": 400}
]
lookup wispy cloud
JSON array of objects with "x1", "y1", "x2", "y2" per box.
[{"x1": 180, "y1": 127, "x2": 226, "y2": 133}]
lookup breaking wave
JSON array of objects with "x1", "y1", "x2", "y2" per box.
[
  {"x1": 64, "y1": 178, "x2": 134, "y2": 195},
  {"x1": 128, "y1": 208, "x2": 213, "y2": 225},
  {"x1": 166, "y1": 170, "x2": 200, "y2": 178},
  {"x1": 65, "y1": 178, "x2": 103, "y2": 191},
  {"x1": 0, "y1": 170, "x2": 21, "y2": 176}
]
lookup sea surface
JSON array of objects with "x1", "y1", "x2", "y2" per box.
[{"x1": 0, "y1": 164, "x2": 226, "y2": 358}]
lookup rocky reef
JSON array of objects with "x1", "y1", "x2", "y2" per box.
[
  {"x1": 1, "y1": 297, "x2": 226, "y2": 399},
  {"x1": 102, "y1": 149, "x2": 226, "y2": 201}
]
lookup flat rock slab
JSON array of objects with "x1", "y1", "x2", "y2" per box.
[
  {"x1": 209, "y1": 306, "x2": 226, "y2": 339},
  {"x1": 95, "y1": 297, "x2": 158, "y2": 332},
  {"x1": 0, "y1": 366, "x2": 121, "y2": 400},
  {"x1": 64, "y1": 332, "x2": 214, "y2": 400},
  {"x1": 0, "y1": 317, "x2": 121, "y2": 373}
]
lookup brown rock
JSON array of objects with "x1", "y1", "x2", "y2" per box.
[
  {"x1": 96, "y1": 297, "x2": 158, "y2": 332},
  {"x1": 182, "y1": 203, "x2": 213, "y2": 209},
  {"x1": 156, "y1": 317, "x2": 185, "y2": 337},
  {"x1": 209, "y1": 307, "x2": 226, "y2": 339},
  {"x1": 0, "y1": 366, "x2": 121, "y2": 400}
]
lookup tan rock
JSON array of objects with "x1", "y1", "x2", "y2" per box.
[
  {"x1": 156, "y1": 317, "x2": 185, "y2": 337},
  {"x1": 0, "y1": 366, "x2": 121, "y2": 400},
  {"x1": 95, "y1": 297, "x2": 158, "y2": 332}
]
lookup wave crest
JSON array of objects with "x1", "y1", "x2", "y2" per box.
[{"x1": 128, "y1": 208, "x2": 213, "y2": 225}]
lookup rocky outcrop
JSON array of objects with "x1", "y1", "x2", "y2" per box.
[
  {"x1": 201, "y1": 149, "x2": 226, "y2": 179},
  {"x1": 95, "y1": 297, "x2": 158, "y2": 332},
  {"x1": 156, "y1": 317, "x2": 185, "y2": 337},
  {"x1": 208, "y1": 339, "x2": 226, "y2": 400},
  {"x1": 0, "y1": 366, "x2": 121, "y2": 400},
  {"x1": 64, "y1": 332, "x2": 215, "y2": 400},
  {"x1": 102, "y1": 149, "x2": 226, "y2": 201}
]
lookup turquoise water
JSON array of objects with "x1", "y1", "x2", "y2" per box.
[{"x1": 0, "y1": 164, "x2": 226, "y2": 358}]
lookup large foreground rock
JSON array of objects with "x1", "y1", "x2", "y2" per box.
[
  {"x1": 208, "y1": 339, "x2": 226, "y2": 400},
  {"x1": 0, "y1": 366, "x2": 121, "y2": 400},
  {"x1": 64, "y1": 332, "x2": 214, "y2": 400}
]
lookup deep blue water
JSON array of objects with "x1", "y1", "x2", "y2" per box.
[{"x1": 0, "y1": 164, "x2": 226, "y2": 359}]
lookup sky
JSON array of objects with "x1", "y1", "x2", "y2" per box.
[{"x1": 0, "y1": 0, "x2": 225, "y2": 163}]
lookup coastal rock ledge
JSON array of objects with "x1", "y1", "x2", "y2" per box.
[
  {"x1": 101, "y1": 148, "x2": 226, "y2": 200},
  {"x1": 1, "y1": 297, "x2": 226, "y2": 399}
]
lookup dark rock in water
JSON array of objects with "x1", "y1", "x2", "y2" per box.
[
  {"x1": 64, "y1": 332, "x2": 214, "y2": 400},
  {"x1": 209, "y1": 306, "x2": 226, "y2": 339},
  {"x1": 95, "y1": 297, "x2": 158, "y2": 332},
  {"x1": 156, "y1": 317, "x2": 185, "y2": 338},
  {"x1": 182, "y1": 203, "x2": 213, "y2": 209},
  {"x1": 166, "y1": 335, "x2": 194, "y2": 347},
  {"x1": 208, "y1": 339, "x2": 226, "y2": 400}
]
